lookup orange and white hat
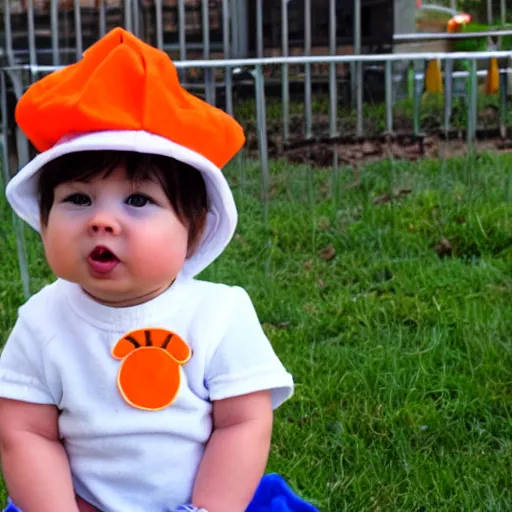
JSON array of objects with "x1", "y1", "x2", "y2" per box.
[{"x1": 6, "y1": 27, "x2": 245, "y2": 278}]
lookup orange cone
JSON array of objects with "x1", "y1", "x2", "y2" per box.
[
  {"x1": 485, "y1": 57, "x2": 499, "y2": 95},
  {"x1": 425, "y1": 60, "x2": 443, "y2": 94}
]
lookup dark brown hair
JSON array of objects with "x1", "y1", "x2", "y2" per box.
[{"x1": 38, "y1": 151, "x2": 208, "y2": 255}]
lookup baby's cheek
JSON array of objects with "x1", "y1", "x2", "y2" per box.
[
  {"x1": 43, "y1": 234, "x2": 78, "y2": 277},
  {"x1": 131, "y1": 232, "x2": 188, "y2": 278}
]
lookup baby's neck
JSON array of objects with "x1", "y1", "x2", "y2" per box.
[{"x1": 82, "y1": 280, "x2": 175, "y2": 308}]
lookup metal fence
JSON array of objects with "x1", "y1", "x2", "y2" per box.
[
  {"x1": 2, "y1": 0, "x2": 512, "y2": 144},
  {"x1": 0, "y1": 0, "x2": 399, "y2": 168},
  {"x1": 2, "y1": 46, "x2": 512, "y2": 298},
  {"x1": 2, "y1": 0, "x2": 510, "y2": 70},
  {"x1": 0, "y1": 0, "x2": 396, "y2": 66},
  {"x1": 2, "y1": 0, "x2": 512, "y2": 297}
]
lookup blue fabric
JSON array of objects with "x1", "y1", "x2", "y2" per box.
[
  {"x1": 246, "y1": 474, "x2": 318, "y2": 512},
  {"x1": 3, "y1": 473, "x2": 318, "y2": 512},
  {"x1": 2, "y1": 499, "x2": 18, "y2": 512}
]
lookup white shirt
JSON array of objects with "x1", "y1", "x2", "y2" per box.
[{"x1": 0, "y1": 276, "x2": 294, "y2": 512}]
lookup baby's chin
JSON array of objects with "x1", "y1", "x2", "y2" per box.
[{"x1": 80, "y1": 281, "x2": 172, "y2": 307}]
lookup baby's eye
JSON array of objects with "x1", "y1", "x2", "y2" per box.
[
  {"x1": 63, "y1": 193, "x2": 91, "y2": 206},
  {"x1": 126, "y1": 194, "x2": 152, "y2": 208}
]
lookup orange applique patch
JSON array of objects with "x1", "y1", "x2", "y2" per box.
[{"x1": 112, "y1": 328, "x2": 191, "y2": 411}]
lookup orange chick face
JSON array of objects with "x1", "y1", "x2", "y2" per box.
[{"x1": 112, "y1": 328, "x2": 192, "y2": 411}]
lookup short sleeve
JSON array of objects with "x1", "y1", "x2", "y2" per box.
[
  {"x1": 205, "y1": 287, "x2": 294, "y2": 409},
  {"x1": 0, "y1": 314, "x2": 56, "y2": 404}
]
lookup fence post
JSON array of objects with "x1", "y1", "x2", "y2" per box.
[
  {"x1": 354, "y1": 0, "x2": 363, "y2": 138},
  {"x1": 99, "y1": 0, "x2": 107, "y2": 38},
  {"x1": 0, "y1": 72, "x2": 11, "y2": 187},
  {"x1": 202, "y1": 0, "x2": 215, "y2": 105},
  {"x1": 499, "y1": 68, "x2": 507, "y2": 138},
  {"x1": 222, "y1": 0, "x2": 233, "y2": 116},
  {"x1": 444, "y1": 58, "x2": 453, "y2": 133},
  {"x1": 132, "y1": 0, "x2": 140, "y2": 38},
  {"x1": 254, "y1": 65, "x2": 269, "y2": 227},
  {"x1": 74, "y1": 0, "x2": 83, "y2": 60},
  {"x1": 304, "y1": 0, "x2": 313, "y2": 139},
  {"x1": 3, "y1": 0, "x2": 14, "y2": 66},
  {"x1": 467, "y1": 58, "x2": 478, "y2": 143},
  {"x1": 27, "y1": 0, "x2": 37, "y2": 67},
  {"x1": 413, "y1": 60, "x2": 420, "y2": 136},
  {"x1": 329, "y1": 0, "x2": 339, "y2": 192},
  {"x1": 385, "y1": 60, "x2": 393, "y2": 134},
  {"x1": 178, "y1": 0, "x2": 187, "y2": 82},
  {"x1": 124, "y1": 0, "x2": 132, "y2": 33},
  {"x1": 253, "y1": 64, "x2": 271, "y2": 276},
  {"x1": 155, "y1": 0, "x2": 163, "y2": 50},
  {"x1": 1, "y1": 72, "x2": 31, "y2": 299},
  {"x1": 328, "y1": 0, "x2": 338, "y2": 139},
  {"x1": 234, "y1": 0, "x2": 249, "y2": 58},
  {"x1": 50, "y1": 0, "x2": 60, "y2": 65},
  {"x1": 256, "y1": 0, "x2": 264, "y2": 58},
  {"x1": 281, "y1": 0, "x2": 290, "y2": 144}
]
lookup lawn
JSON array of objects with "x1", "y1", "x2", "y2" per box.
[
  {"x1": 1, "y1": 149, "x2": 512, "y2": 510},
  {"x1": 233, "y1": 91, "x2": 512, "y2": 139}
]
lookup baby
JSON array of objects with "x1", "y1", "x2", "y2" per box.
[{"x1": 0, "y1": 28, "x2": 293, "y2": 512}]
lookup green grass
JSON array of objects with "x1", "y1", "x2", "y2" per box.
[
  {"x1": 1, "y1": 150, "x2": 512, "y2": 510},
  {"x1": 234, "y1": 92, "x2": 512, "y2": 137},
  {"x1": 454, "y1": 23, "x2": 512, "y2": 52}
]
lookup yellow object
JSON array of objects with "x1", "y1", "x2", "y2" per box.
[
  {"x1": 425, "y1": 60, "x2": 443, "y2": 94},
  {"x1": 485, "y1": 57, "x2": 499, "y2": 95}
]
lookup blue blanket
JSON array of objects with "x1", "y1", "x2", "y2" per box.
[{"x1": 3, "y1": 473, "x2": 318, "y2": 512}]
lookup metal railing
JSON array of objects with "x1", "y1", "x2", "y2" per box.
[
  {"x1": 2, "y1": 47, "x2": 511, "y2": 298},
  {"x1": 2, "y1": 0, "x2": 512, "y2": 298},
  {"x1": 0, "y1": 0, "x2": 395, "y2": 67},
  {"x1": 394, "y1": 29, "x2": 512, "y2": 42},
  {"x1": 4, "y1": 48, "x2": 511, "y2": 142},
  {"x1": 1, "y1": 0, "x2": 511, "y2": 131}
]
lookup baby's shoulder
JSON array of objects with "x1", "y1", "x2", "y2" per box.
[
  {"x1": 184, "y1": 279, "x2": 252, "y2": 312},
  {"x1": 18, "y1": 279, "x2": 67, "y2": 330},
  {"x1": 182, "y1": 280, "x2": 259, "y2": 329}
]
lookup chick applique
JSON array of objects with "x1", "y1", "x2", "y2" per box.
[{"x1": 112, "y1": 328, "x2": 191, "y2": 411}]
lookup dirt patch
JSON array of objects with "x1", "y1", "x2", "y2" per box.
[
  {"x1": 241, "y1": 111, "x2": 512, "y2": 167},
  {"x1": 280, "y1": 135, "x2": 512, "y2": 167},
  {"x1": 245, "y1": 129, "x2": 512, "y2": 167}
]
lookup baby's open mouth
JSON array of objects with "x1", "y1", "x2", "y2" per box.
[
  {"x1": 90, "y1": 246, "x2": 119, "y2": 262},
  {"x1": 88, "y1": 246, "x2": 120, "y2": 275}
]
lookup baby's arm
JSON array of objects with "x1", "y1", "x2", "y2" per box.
[
  {"x1": 191, "y1": 390, "x2": 273, "y2": 512},
  {"x1": 0, "y1": 398, "x2": 80, "y2": 512}
]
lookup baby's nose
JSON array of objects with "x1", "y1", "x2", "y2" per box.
[{"x1": 88, "y1": 213, "x2": 121, "y2": 235}]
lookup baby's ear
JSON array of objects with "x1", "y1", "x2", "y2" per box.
[{"x1": 164, "y1": 333, "x2": 192, "y2": 365}]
